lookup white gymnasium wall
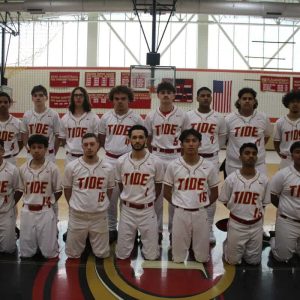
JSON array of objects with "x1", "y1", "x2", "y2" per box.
[{"x1": 6, "y1": 67, "x2": 300, "y2": 119}]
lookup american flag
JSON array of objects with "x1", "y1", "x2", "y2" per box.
[{"x1": 212, "y1": 80, "x2": 232, "y2": 113}]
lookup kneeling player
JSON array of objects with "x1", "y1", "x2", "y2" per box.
[
  {"x1": 115, "y1": 125, "x2": 163, "y2": 260},
  {"x1": 219, "y1": 143, "x2": 269, "y2": 265},
  {"x1": 0, "y1": 140, "x2": 22, "y2": 253},
  {"x1": 164, "y1": 128, "x2": 219, "y2": 263},
  {"x1": 63, "y1": 133, "x2": 114, "y2": 259},
  {"x1": 19, "y1": 135, "x2": 62, "y2": 258},
  {"x1": 270, "y1": 141, "x2": 300, "y2": 262}
]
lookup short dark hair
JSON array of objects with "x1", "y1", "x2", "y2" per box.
[
  {"x1": 239, "y1": 143, "x2": 258, "y2": 155},
  {"x1": 282, "y1": 90, "x2": 300, "y2": 108},
  {"x1": 157, "y1": 81, "x2": 176, "y2": 94},
  {"x1": 31, "y1": 85, "x2": 48, "y2": 97},
  {"x1": 0, "y1": 91, "x2": 12, "y2": 103},
  {"x1": 235, "y1": 87, "x2": 258, "y2": 110},
  {"x1": 28, "y1": 134, "x2": 49, "y2": 148},
  {"x1": 82, "y1": 132, "x2": 98, "y2": 142},
  {"x1": 108, "y1": 85, "x2": 134, "y2": 102},
  {"x1": 128, "y1": 124, "x2": 148, "y2": 138},
  {"x1": 197, "y1": 87, "x2": 212, "y2": 96},
  {"x1": 0, "y1": 139, "x2": 4, "y2": 148},
  {"x1": 179, "y1": 128, "x2": 202, "y2": 143},
  {"x1": 290, "y1": 141, "x2": 300, "y2": 154},
  {"x1": 69, "y1": 87, "x2": 92, "y2": 114}
]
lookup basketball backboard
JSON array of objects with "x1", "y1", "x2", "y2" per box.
[{"x1": 130, "y1": 65, "x2": 176, "y2": 93}]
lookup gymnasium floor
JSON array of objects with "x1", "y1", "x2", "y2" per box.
[{"x1": 2, "y1": 150, "x2": 300, "y2": 300}]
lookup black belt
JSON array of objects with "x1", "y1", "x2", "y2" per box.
[
  {"x1": 175, "y1": 205, "x2": 200, "y2": 212},
  {"x1": 280, "y1": 214, "x2": 300, "y2": 224},
  {"x1": 3, "y1": 153, "x2": 18, "y2": 159}
]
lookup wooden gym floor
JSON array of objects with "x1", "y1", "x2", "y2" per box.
[{"x1": 1, "y1": 151, "x2": 298, "y2": 300}]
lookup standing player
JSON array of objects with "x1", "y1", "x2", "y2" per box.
[
  {"x1": 60, "y1": 87, "x2": 99, "y2": 165},
  {"x1": 219, "y1": 143, "x2": 270, "y2": 265},
  {"x1": 187, "y1": 86, "x2": 226, "y2": 244},
  {"x1": 63, "y1": 133, "x2": 114, "y2": 259},
  {"x1": 0, "y1": 92, "x2": 24, "y2": 165},
  {"x1": 145, "y1": 81, "x2": 190, "y2": 243},
  {"x1": 270, "y1": 141, "x2": 300, "y2": 262},
  {"x1": 273, "y1": 90, "x2": 300, "y2": 169},
  {"x1": 225, "y1": 88, "x2": 272, "y2": 176},
  {"x1": 19, "y1": 135, "x2": 62, "y2": 258},
  {"x1": 22, "y1": 85, "x2": 60, "y2": 162},
  {"x1": 99, "y1": 85, "x2": 143, "y2": 243},
  {"x1": 0, "y1": 139, "x2": 22, "y2": 253},
  {"x1": 115, "y1": 125, "x2": 164, "y2": 260},
  {"x1": 163, "y1": 128, "x2": 219, "y2": 263}
]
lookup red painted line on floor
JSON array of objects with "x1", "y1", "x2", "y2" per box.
[
  {"x1": 51, "y1": 259, "x2": 85, "y2": 300},
  {"x1": 32, "y1": 259, "x2": 58, "y2": 300}
]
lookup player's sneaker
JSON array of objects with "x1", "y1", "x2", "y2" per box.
[{"x1": 209, "y1": 231, "x2": 216, "y2": 245}]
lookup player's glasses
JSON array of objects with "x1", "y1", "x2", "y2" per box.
[{"x1": 74, "y1": 94, "x2": 84, "y2": 98}]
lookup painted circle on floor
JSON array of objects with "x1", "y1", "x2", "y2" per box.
[{"x1": 91, "y1": 247, "x2": 236, "y2": 299}]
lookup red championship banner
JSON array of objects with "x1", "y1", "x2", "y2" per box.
[
  {"x1": 49, "y1": 72, "x2": 80, "y2": 87},
  {"x1": 175, "y1": 79, "x2": 193, "y2": 103},
  {"x1": 121, "y1": 72, "x2": 130, "y2": 86},
  {"x1": 85, "y1": 72, "x2": 116, "y2": 88},
  {"x1": 49, "y1": 92, "x2": 70, "y2": 108},
  {"x1": 89, "y1": 92, "x2": 151, "y2": 109},
  {"x1": 260, "y1": 76, "x2": 290, "y2": 93},
  {"x1": 293, "y1": 77, "x2": 300, "y2": 91}
]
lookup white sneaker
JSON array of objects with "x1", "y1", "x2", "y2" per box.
[{"x1": 209, "y1": 231, "x2": 216, "y2": 244}]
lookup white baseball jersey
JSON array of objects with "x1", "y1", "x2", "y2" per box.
[
  {"x1": 219, "y1": 170, "x2": 270, "y2": 221},
  {"x1": 22, "y1": 108, "x2": 60, "y2": 154},
  {"x1": 99, "y1": 109, "x2": 144, "y2": 156},
  {"x1": 273, "y1": 116, "x2": 300, "y2": 157},
  {"x1": 144, "y1": 106, "x2": 191, "y2": 151},
  {"x1": 19, "y1": 160, "x2": 62, "y2": 206},
  {"x1": 59, "y1": 111, "x2": 99, "y2": 155},
  {"x1": 164, "y1": 157, "x2": 219, "y2": 209},
  {"x1": 187, "y1": 109, "x2": 226, "y2": 154},
  {"x1": 63, "y1": 157, "x2": 115, "y2": 213},
  {"x1": 0, "y1": 115, "x2": 23, "y2": 158},
  {"x1": 270, "y1": 165, "x2": 300, "y2": 220},
  {"x1": 115, "y1": 151, "x2": 164, "y2": 204},
  {"x1": 0, "y1": 161, "x2": 22, "y2": 212},
  {"x1": 225, "y1": 111, "x2": 272, "y2": 168}
]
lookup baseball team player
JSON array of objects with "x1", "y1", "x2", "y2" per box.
[
  {"x1": 99, "y1": 85, "x2": 144, "y2": 243},
  {"x1": 187, "y1": 86, "x2": 226, "y2": 244},
  {"x1": 219, "y1": 143, "x2": 270, "y2": 265},
  {"x1": 22, "y1": 85, "x2": 60, "y2": 162},
  {"x1": 164, "y1": 128, "x2": 219, "y2": 263},
  {"x1": 145, "y1": 81, "x2": 191, "y2": 244},
  {"x1": 225, "y1": 88, "x2": 272, "y2": 176},
  {"x1": 115, "y1": 125, "x2": 164, "y2": 260},
  {"x1": 273, "y1": 90, "x2": 300, "y2": 169},
  {"x1": 19, "y1": 135, "x2": 62, "y2": 258},
  {"x1": 270, "y1": 141, "x2": 300, "y2": 262},
  {"x1": 0, "y1": 139, "x2": 22, "y2": 253},
  {"x1": 59, "y1": 87, "x2": 100, "y2": 165},
  {"x1": 63, "y1": 133, "x2": 115, "y2": 259},
  {"x1": 0, "y1": 91, "x2": 24, "y2": 165}
]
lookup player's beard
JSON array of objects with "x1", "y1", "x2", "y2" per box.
[{"x1": 132, "y1": 143, "x2": 146, "y2": 151}]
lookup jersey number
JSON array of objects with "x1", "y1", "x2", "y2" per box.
[
  {"x1": 173, "y1": 137, "x2": 179, "y2": 146},
  {"x1": 253, "y1": 208, "x2": 262, "y2": 219},
  {"x1": 98, "y1": 192, "x2": 105, "y2": 202}
]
